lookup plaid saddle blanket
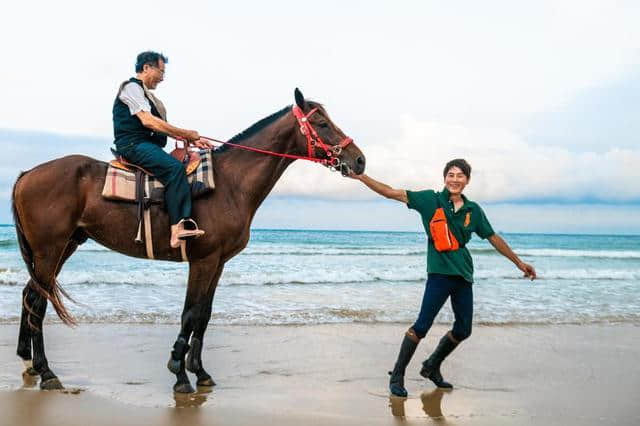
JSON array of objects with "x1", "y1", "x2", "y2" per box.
[{"x1": 101, "y1": 149, "x2": 215, "y2": 202}]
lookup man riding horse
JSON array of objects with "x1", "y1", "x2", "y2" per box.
[
  {"x1": 13, "y1": 83, "x2": 365, "y2": 392},
  {"x1": 113, "y1": 51, "x2": 213, "y2": 248}
]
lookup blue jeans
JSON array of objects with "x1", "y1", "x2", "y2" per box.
[{"x1": 412, "y1": 273, "x2": 473, "y2": 342}]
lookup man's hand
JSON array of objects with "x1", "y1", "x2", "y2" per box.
[
  {"x1": 184, "y1": 130, "x2": 201, "y2": 143},
  {"x1": 517, "y1": 261, "x2": 537, "y2": 281},
  {"x1": 190, "y1": 138, "x2": 214, "y2": 150}
]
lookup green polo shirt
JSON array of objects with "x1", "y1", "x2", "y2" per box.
[{"x1": 406, "y1": 188, "x2": 495, "y2": 283}]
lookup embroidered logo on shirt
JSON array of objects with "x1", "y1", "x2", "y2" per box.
[{"x1": 464, "y1": 212, "x2": 471, "y2": 227}]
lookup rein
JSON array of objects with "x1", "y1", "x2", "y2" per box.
[{"x1": 181, "y1": 106, "x2": 353, "y2": 171}]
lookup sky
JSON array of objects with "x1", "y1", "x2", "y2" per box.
[{"x1": 1, "y1": 0, "x2": 639, "y2": 233}]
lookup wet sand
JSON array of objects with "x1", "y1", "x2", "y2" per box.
[{"x1": 0, "y1": 323, "x2": 639, "y2": 425}]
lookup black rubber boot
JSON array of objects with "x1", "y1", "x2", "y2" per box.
[
  {"x1": 388, "y1": 331, "x2": 419, "y2": 397},
  {"x1": 420, "y1": 333, "x2": 458, "y2": 389}
]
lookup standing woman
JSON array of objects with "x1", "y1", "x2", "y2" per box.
[{"x1": 350, "y1": 159, "x2": 536, "y2": 397}]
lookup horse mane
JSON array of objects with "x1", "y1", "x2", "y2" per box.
[{"x1": 214, "y1": 105, "x2": 293, "y2": 154}]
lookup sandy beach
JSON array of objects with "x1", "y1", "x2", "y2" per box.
[{"x1": 0, "y1": 323, "x2": 638, "y2": 425}]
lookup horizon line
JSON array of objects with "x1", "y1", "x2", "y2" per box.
[{"x1": 0, "y1": 223, "x2": 638, "y2": 237}]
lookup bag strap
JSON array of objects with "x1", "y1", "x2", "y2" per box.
[{"x1": 433, "y1": 193, "x2": 465, "y2": 248}]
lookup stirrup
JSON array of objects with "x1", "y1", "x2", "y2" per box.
[{"x1": 177, "y1": 218, "x2": 205, "y2": 241}]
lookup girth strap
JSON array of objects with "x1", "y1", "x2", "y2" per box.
[
  {"x1": 132, "y1": 170, "x2": 189, "y2": 262},
  {"x1": 134, "y1": 170, "x2": 145, "y2": 244},
  {"x1": 133, "y1": 171, "x2": 155, "y2": 259},
  {"x1": 143, "y1": 178, "x2": 154, "y2": 259}
]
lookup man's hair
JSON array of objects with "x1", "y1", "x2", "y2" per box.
[
  {"x1": 443, "y1": 158, "x2": 471, "y2": 179},
  {"x1": 135, "y1": 51, "x2": 168, "y2": 73}
]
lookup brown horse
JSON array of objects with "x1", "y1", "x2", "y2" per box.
[{"x1": 11, "y1": 89, "x2": 366, "y2": 393}]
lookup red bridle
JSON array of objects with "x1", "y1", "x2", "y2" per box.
[
  {"x1": 291, "y1": 105, "x2": 353, "y2": 168},
  {"x1": 190, "y1": 106, "x2": 353, "y2": 170}
]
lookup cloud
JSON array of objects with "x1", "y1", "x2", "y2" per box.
[
  {"x1": 1, "y1": 1, "x2": 639, "y2": 140},
  {"x1": 524, "y1": 71, "x2": 640, "y2": 151},
  {"x1": 0, "y1": 130, "x2": 111, "y2": 218},
  {"x1": 3, "y1": 104, "x2": 640, "y2": 216},
  {"x1": 251, "y1": 198, "x2": 640, "y2": 234},
  {"x1": 1, "y1": 127, "x2": 638, "y2": 234},
  {"x1": 273, "y1": 116, "x2": 640, "y2": 203}
]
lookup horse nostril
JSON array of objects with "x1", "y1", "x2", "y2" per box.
[{"x1": 354, "y1": 155, "x2": 366, "y2": 174}]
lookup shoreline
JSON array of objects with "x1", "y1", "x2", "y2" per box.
[
  {"x1": 1, "y1": 318, "x2": 639, "y2": 326},
  {"x1": 1, "y1": 323, "x2": 639, "y2": 425}
]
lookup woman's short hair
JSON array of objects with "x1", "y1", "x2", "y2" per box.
[
  {"x1": 135, "y1": 51, "x2": 168, "y2": 73},
  {"x1": 443, "y1": 159, "x2": 471, "y2": 179}
]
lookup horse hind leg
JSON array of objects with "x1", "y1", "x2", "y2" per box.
[
  {"x1": 25, "y1": 288, "x2": 64, "y2": 390},
  {"x1": 17, "y1": 282, "x2": 39, "y2": 387},
  {"x1": 17, "y1": 239, "x2": 80, "y2": 363},
  {"x1": 18, "y1": 239, "x2": 80, "y2": 390}
]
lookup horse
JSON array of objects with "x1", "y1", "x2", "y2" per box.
[{"x1": 11, "y1": 88, "x2": 366, "y2": 393}]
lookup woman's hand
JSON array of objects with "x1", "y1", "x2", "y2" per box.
[
  {"x1": 517, "y1": 261, "x2": 537, "y2": 280},
  {"x1": 347, "y1": 172, "x2": 408, "y2": 203},
  {"x1": 347, "y1": 170, "x2": 364, "y2": 180}
]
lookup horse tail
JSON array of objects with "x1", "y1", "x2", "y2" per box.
[{"x1": 12, "y1": 171, "x2": 76, "y2": 328}]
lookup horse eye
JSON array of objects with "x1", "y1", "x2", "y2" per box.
[{"x1": 318, "y1": 122, "x2": 329, "y2": 129}]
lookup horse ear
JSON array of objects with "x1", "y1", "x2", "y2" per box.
[{"x1": 294, "y1": 88, "x2": 306, "y2": 109}]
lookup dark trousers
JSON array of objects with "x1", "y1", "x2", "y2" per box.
[
  {"x1": 119, "y1": 141, "x2": 191, "y2": 225},
  {"x1": 412, "y1": 273, "x2": 473, "y2": 342}
]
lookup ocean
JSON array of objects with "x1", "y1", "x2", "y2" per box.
[{"x1": 0, "y1": 225, "x2": 638, "y2": 326}]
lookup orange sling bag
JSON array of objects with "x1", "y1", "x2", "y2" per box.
[{"x1": 429, "y1": 206, "x2": 460, "y2": 252}]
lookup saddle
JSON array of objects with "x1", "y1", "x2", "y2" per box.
[
  {"x1": 102, "y1": 146, "x2": 215, "y2": 262},
  {"x1": 109, "y1": 146, "x2": 202, "y2": 176}
]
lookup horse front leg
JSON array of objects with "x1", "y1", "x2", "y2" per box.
[
  {"x1": 168, "y1": 255, "x2": 221, "y2": 393},
  {"x1": 167, "y1": 308, "x2": 196, "y2": 394},
  {"x1": 185, "y1": 298, "x2": 216, "y2": 387},
  {"x1": 186, "y1": 265, "x2": 223, "y2": 387}
]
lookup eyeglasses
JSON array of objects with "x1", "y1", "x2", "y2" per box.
[{"x1": 152, "y1": 66, "x2": 165, "y2": 76}]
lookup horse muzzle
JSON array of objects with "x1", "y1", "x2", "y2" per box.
[{"x1": 340, "y1": 154, "x2": 365, "y2": 176}]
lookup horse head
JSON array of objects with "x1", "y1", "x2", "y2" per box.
[{"x1": 292, "y1": 88, "x2": 366, "y2": 176}]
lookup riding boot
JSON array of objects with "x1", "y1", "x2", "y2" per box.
[
  {"x1": 388, "y1": 329, "x2": 419, "y2": 397},
  {"x1": 420, "y1": 332, "x2": 458, "y2": 389}
]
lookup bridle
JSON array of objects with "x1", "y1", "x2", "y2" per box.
[
  {"x1": 291, "y1": 105, "x2": 353, "y2": 170},
  {"x1": 189, "y1": 106, "x2": 354, "y2": 172}
]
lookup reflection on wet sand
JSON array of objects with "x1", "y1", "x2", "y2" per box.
[
  {"x1": 420, "y1": 388, "x2": 449, "y2": 420},
  {"x1": 21, "y1": 369, "x2": 39, "y2": 389},
  {"x1": 389, "y1": 396, "x2": 407, "y2": 418},
  {"x1": 388, "y1": 388, "x2": 451, "y2": 422},
  {"x1": 173, "y1": 386, "x2": 213, "y2": 408}
]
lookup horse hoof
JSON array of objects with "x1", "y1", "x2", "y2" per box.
[
  {"x1": 40, "y1": 378, "x2": 64, "y2": 390},
  {"x1": 167, "y1": 358, "x2": 181, "y2": 375},
  {"x1": 196, "y1": 377, "x2": 216, "y2": 387},
  {"x1": 173, "y1": 382, "x2": 195, "y2": 394},
  {"x1": 25, "y1": 367, "x2": 38, "y2": 376}
]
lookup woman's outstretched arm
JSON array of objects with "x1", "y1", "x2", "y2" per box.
[
  {"x1": 488, "y1": 234, "x2": 537, "y2": 280},
  {"x1": 350, "y1": 173, "x2": 408, "y2": 203}
]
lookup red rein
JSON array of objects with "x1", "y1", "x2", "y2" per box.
[{"x1": 183, "y1": 106, "x2": 353, "y2": 167}]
